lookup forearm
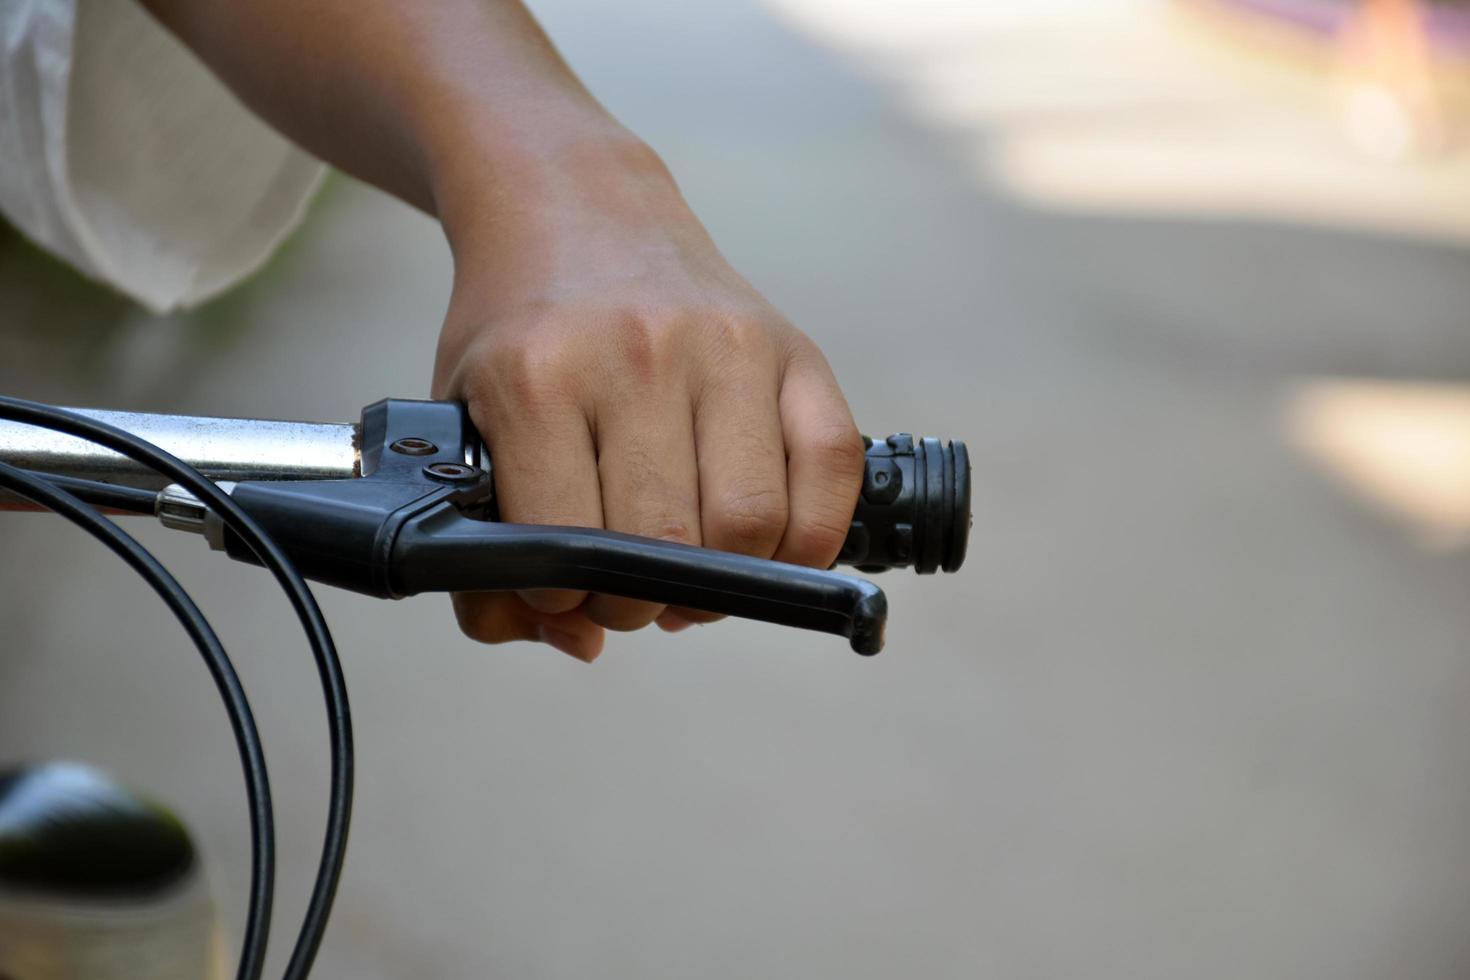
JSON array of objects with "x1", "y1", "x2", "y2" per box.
[{"x1": 135, "y1": 0, "x2": 647, "y2": 236}]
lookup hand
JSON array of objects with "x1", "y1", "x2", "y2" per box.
[
  {"x1": 431, "y1": 136, "x2": 866, "y2": 662},
  {"x1": 133, "y1": 0, "x2": 860, "y2": 661}
]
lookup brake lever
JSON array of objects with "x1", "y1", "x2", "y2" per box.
[
  {"x1": 159, "y1": 399, "x2": 968, "y2": 654},
  {"x1": 391, "y1": 504, "x2": 886, "y2": 653}
]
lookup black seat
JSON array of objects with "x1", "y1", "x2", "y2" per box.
[{"x1": 0, "y1": 762, "x2": 196, "y2": 900}]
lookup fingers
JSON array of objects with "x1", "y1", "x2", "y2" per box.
[
  {"x1": 449, "y1": 336, "x2": 608, "y2": 661},
  {"x1": 467, "y1": 345, "x2": 604, "y2": 616},
  {"x1": 695, "y1": 376, "x2": 789, "y2": 559},
  {"x1": 676, "y1": 332, "x2": 788, "y2": 629},
  {"x1": 772, "y1": 346, "x2": 866, "y2": 569},
  {"x1": 582, "y1": 383, "x2": 703, "y2": 631},
  {"x1": 451, "y1": 592, "x2": 606, "y2": 663}
]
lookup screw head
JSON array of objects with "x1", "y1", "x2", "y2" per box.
[
  {"x1": 390, "y1": 437, "x2": 438, "y2": 456},
  {"x1": 424, "y1": 462, "x2": 479, "y2": 483}
]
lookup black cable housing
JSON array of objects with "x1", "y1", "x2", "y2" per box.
[
  {"x1": 0, "y1": 462, "x2": 276, "y2": 980},
  {"x1": 0, "y1": 396, "x2": 353, "y2": 980},
  {"x1": 34, "y1": 473, "x2": 158, "y2": 514}
]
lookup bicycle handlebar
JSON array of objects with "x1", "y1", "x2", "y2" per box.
[{"x1": 0, "y1": 399, "x2": 971, "y2": 653}]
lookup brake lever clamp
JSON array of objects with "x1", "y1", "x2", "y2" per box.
[{"x1": 206, "y1": 399, "x2": 891, "y2": 654}]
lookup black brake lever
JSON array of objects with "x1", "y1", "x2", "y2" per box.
[
  {"x1": 177, "y1": 400, "x2": 968, "y2": 654},
  {"x1": 390, "y1": 504, "x2": 887, "y2": 654}
]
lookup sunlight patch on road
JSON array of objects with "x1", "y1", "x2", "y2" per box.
[
  {"x1": 1288, "y1": 379, "x2": 1470, "y2": 548},
  {"x1": 761, "y1": 0, "x2": 1470, "y2": 243}
]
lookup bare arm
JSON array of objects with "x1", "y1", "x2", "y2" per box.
[
  {"x1": 138, "y1": 0, "x2": 866, "y2": 662},
  {"x1": 136, "y1": 2, "x2": 617, "y2": 216}
]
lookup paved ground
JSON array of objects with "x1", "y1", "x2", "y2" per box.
[{"x1": 5, "y1": 2, "x2": 1470, "y2": 977}]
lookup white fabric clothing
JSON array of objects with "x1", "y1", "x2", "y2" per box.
[{"x1": 0, "y1": 0, "x2": 324, "y2": 312}]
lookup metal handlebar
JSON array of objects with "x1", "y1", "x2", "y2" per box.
[{"x1": 0, "y1": 408, "x2": 362, "y2": 487}]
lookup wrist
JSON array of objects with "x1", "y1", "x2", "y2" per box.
[{"x1": 429, "y1": 120, "x2": 687, "y2": 265}]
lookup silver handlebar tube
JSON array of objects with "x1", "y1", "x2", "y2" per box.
[{"x1": 0, "y1": 409, "x2": 361, "y2": 503}]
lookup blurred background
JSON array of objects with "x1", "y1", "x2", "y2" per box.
[{"x1": 4, "y1": 0, "x2": 1470, "y2": 976}]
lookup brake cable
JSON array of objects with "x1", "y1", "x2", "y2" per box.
[{"x1": 0, "y1": 396, "x2": 350, "y2": 980}]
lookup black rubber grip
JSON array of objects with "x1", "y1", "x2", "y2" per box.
[{"x1": 837, "y1": 434, "x2": 970, "y2": 574}]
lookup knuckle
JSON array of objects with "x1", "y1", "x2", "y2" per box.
[
  {"x1": 607, "y1": 308, "x2": 677, "y2": 383},
  {"x1": 645, "y1": 515, "x2": 697, "y2": 544},
  {"x1": 452, "y1": 594, "x2": 528, "y2": 645},
  {"x1": 788, "y1": 511, "x2": 853, "y2": 559},
  {"x1": 610, "y1": 450, "x2": 701, "y2": 543},
  {"x1": 518, "y1": 588, "x2": 588, "y2": 615},
  {"x1": 712, "y1": 486, "x2": 789, "y2": 553},
  {"x1": 466, "y1": 331, "x2": 578, "y2": 416},
  {"x1": 585, "y1": 596, "x2": 663, "y2": 632},
  {"x1": 708, "y1": 314, "x2": 777, "y2": 363},
  {"x1": 500, "y1": 344, "x2": 573, "y2": 411},
  {"x1": 809, "y1": 423, "x2": 867, "y2": 480},
  {"x1": 666, "y1": 606, "x2": 724, "y2": 625}
]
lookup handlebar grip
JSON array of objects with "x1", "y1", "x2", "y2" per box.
[{"x1": 837, "y1": 435, "x2": 970, "y2": 574}]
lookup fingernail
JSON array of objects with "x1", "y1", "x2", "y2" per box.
[{"x1": 538, "y1": 626, "x2": 595, "y2": 662}]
